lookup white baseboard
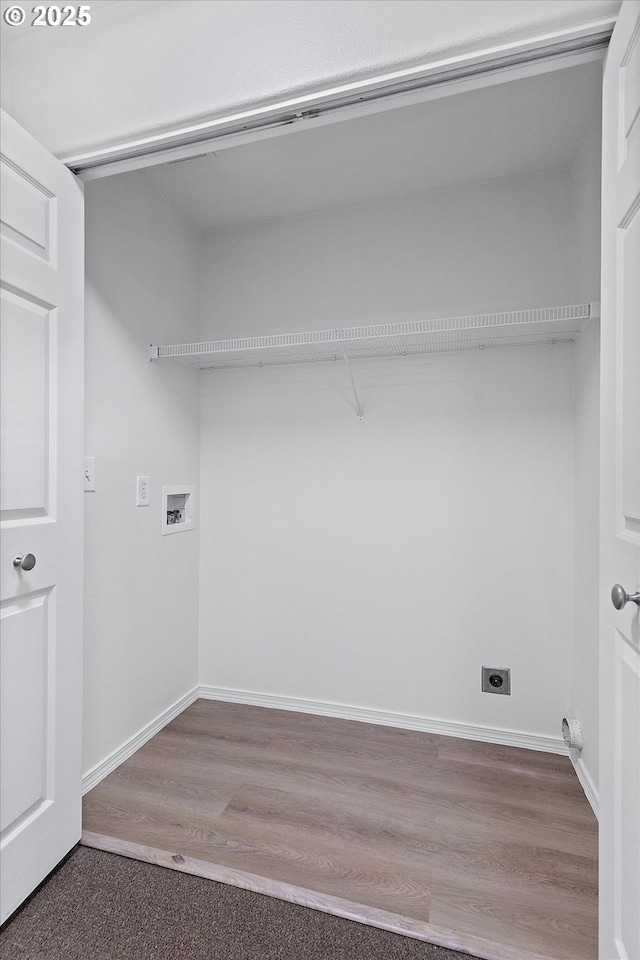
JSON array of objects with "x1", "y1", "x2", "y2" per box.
[
  {"x1": 198, "y1": 685, "x2": 567, "y2": 755},
  {"x1": 82, "y1": 685, "x2": 589, "y2": 802},
  {"x1": 81, "y1": 686, "x2": 199, "y2": 795},
  {"x1": 570, "y1": 753, "x2": 599, "y2": 819}
]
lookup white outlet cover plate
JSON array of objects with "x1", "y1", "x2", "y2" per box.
[{"x1": 136, "y1": 476, "x2": 150, "y2": 506}]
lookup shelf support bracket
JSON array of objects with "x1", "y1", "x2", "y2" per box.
[{"x1": 341, "y1": 352, "x2": 363, "y2": 422}]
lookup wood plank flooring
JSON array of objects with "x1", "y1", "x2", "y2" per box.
[{"x1": 81, "y1": 699, "x2": 598, "y2": 960}]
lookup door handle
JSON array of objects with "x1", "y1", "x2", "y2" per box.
[
  {"x1": 611, "y1": 584, "x2": 640, "y2": 610},
  {"x1": 12, "y1": 553, "x2": 37, "y2": 572}
]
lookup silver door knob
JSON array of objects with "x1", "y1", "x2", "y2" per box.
[
  {"x1": 12, "y1": 553, "x2": 36, "y2": 571},
  {"x1": 611, "y1": 584, "x2": 640, "y2": 610}
]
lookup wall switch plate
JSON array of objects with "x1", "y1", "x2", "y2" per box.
[
  {"x1": 481, "y1": 666, "x2": 511, "y2": 695},
  {"x1": 136, "y1": 476, "x2": 150, "y2": 506},
  {"x1": 84, "y1": 457, "x2": 96, "y2": 492}
]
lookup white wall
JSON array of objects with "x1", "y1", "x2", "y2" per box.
[
  {"x1": 198, "y1": 170, "x2": 579, "y2": 741},
  {"x1": 1, "y1": 0, "x2": 620, "y2": 160},
  {"x1": 200, "y1": 170, "x2": 574, "y2": 335},
  {"x1": 83, "y1": 172, "x2": 201, "y2": 777},
  {"x1": 570, "y1": 104, "x2": 602, "y2": 796}
]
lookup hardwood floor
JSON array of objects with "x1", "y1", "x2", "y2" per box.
[{"x1": 82, "y1": 700, "x2": 598, "y2": 960}]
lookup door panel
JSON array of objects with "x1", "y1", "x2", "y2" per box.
[
  {"x1": 0, "y1": 591, "x2": 51, "y2": 834},
  {"x1": 0, "y1": 110, "x2": 84, "y2": 924},
  {"x1": 0, "y1": 289, "x2": 52, "y2": 519},
  {"x1": 600, "y1": 3, "x2": 640, "y2": 958},
  {"x1": 0, "y1": 156, "x2": 54, "y2": 262},
  {"x1": 614, "y1": 640, "x2": 640, "y2": 956},
  {"x1": 620, "y1": 213, "x2": 639, "y2": 530}
]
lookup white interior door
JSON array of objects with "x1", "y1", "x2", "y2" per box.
[
  {"x1": 599, "y1": 2, "x2": 640, "y2": 958},
  {"x1": 0, "y1": 110, "x2": 84, "y2": 923}
]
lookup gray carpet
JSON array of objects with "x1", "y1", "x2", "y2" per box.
[{"x1": 0, "y1": 846, "x2": 480, "y2": 960}]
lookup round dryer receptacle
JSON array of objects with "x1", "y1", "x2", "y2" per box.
[{"x1": 561, "y1": 717, "x2": 583, "y2": 752}]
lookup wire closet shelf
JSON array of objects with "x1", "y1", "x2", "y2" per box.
[{"x1": 148, "y1": 303, "x2": 598, "y2": 370}]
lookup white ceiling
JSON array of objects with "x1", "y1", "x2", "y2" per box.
[{"x1": 142, "y1": 59, "x2": 602, "y2": 236}]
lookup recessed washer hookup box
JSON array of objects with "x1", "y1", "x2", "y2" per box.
[{"x1": 161, "y1": 485, "x2": 195, "y2": 535}]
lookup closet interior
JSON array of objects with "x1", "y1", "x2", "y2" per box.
[{"x1": 82, "y1": 48, "x2": 603, "y2": 834}]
